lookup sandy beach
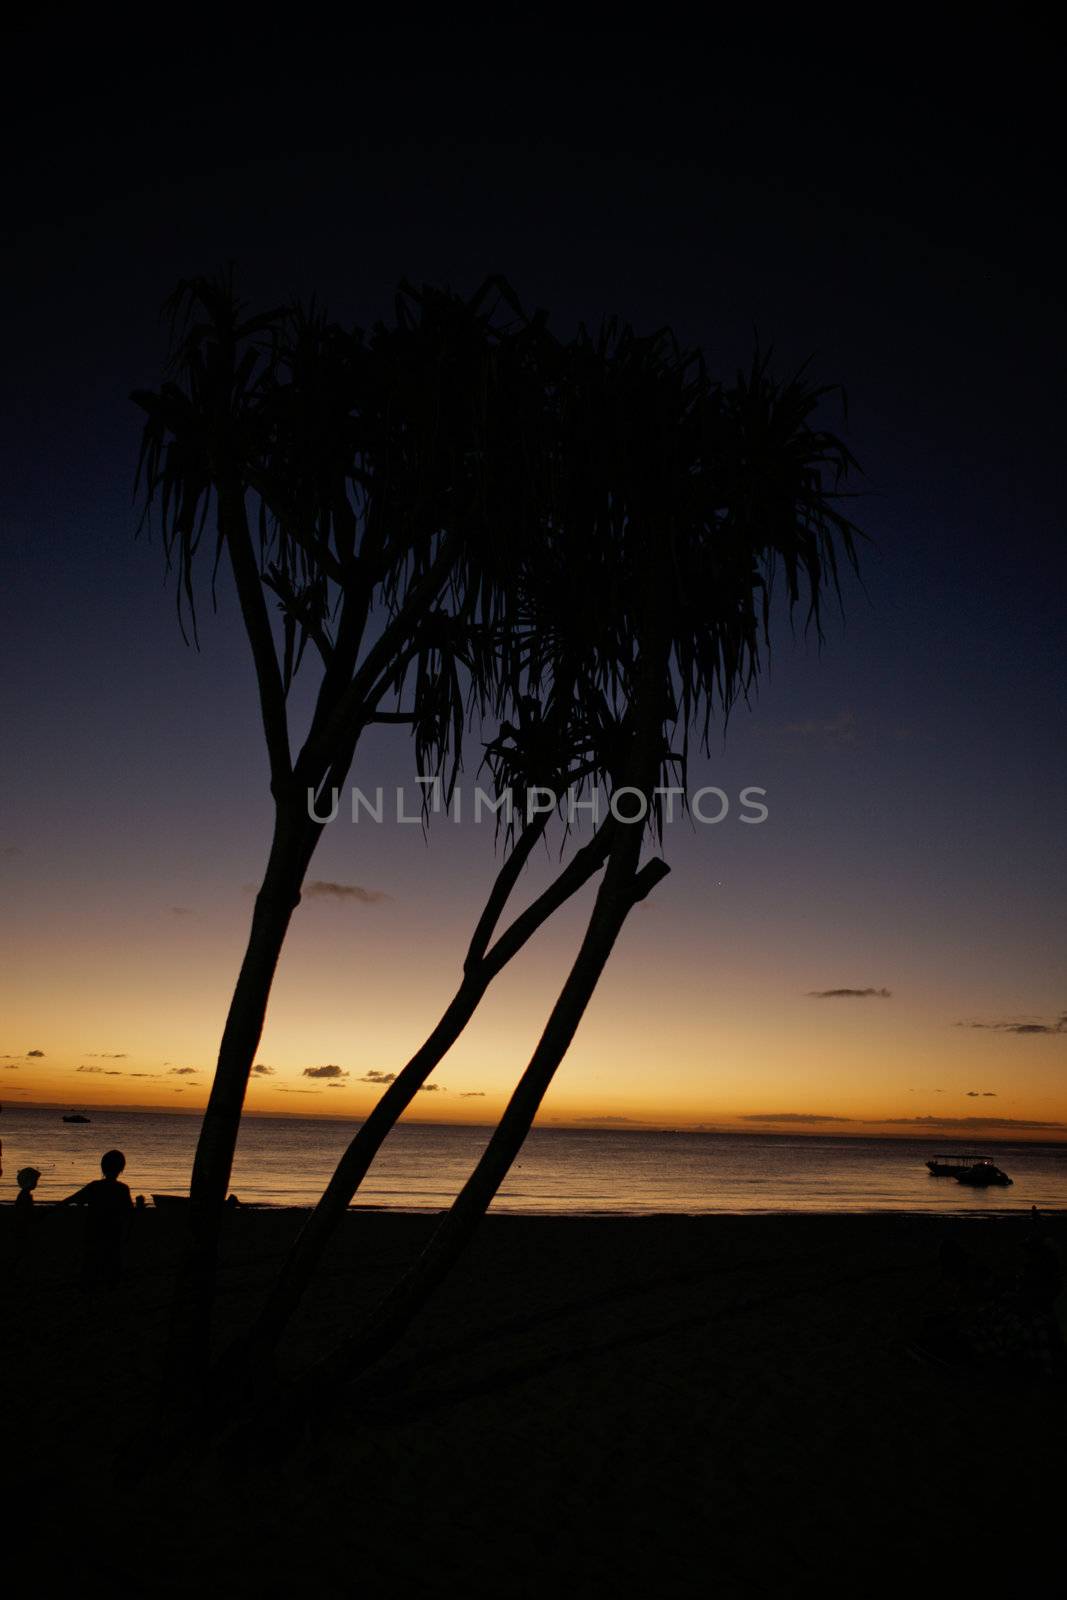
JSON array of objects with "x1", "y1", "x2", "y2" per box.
[{"x1": 3, "y1": 1208, "x2": 1065, "y2": 1594}]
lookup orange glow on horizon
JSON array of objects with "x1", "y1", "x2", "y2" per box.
[{"x1": 4, "y1": 823, "x2": 1065, "y2": 1145}]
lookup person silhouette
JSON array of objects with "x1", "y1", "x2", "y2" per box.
[
  {"x1": 15, "y1": 1165, "x2": 40, "y2": 1209},
  {"x1": 60, "y1": 1149, "x2": 134, "y2": 1288},
  {"x1": 14, "y1": 1166, "x2": 40, "y2": 1260}
]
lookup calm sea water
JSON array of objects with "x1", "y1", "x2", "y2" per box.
[{"x1": 3, "y1": 1107, "x2": 1067, "y2": 1214}]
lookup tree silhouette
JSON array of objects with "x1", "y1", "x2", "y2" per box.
[
  {"x1": 134, "y1": 271, "x2": 558, "y2": 1365},
  {"x1": 136, "y1": 277, "x2": 860, "y2": 1420},
  {"x1": 277, "y1": 320, "x2": 862, "y2": 1399}
]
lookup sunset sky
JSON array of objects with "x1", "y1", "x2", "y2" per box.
[{"x1": 3, "y1": 24, "x2": 1065, "y2": 1139}]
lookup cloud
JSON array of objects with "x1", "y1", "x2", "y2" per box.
[
  {"x1": 1, "y1": 846, "x2": 21, "y2": 858},
  {"x1": 129, "y1": 1072, "x2": 159, "y2": 1078},
  {"x1": 460, "y1": 1091, "x2": 486, "y2": 1098},
  {"x1": 957, "y1": 1011, "x2": 1067, "y2": 1035},
  {"x1": 303, "y1": 880, "x2": 390, "y2": 906},
  {"x1": 252, "y1": 1064, "x2": 275, "y2": 1076},
  {"x1": 77, "y1": 1064, "x2": 106, "y2": 1073},
  {"x1": 170, "y1": 906, "x2": 194, "y2": 917},
  {"x1": 808, "y1": 988, "x2": 891, "y2": 1000},
  {"x1": 274, "y1": 1086, "x2": 322, "y2": 1094},
  {"x1": 168, "y1": 1067, "x2": 198, "y2": 1076},
  {"x1": 27, "y1": 1049, "x2": 45, "y2": 1057},
  {"x1": 872, "y1": 1116, "x2": 1067, "y2": 1131},
  {"x1": 3, "y1": 1064, "x2": 20, "y2": 1070},
  {"x1": 86, "y1": 1053, "x2": 128, "y2": 1059},
  {"x1": 356, "y1": 1071, "x2": 443, "y2": 1091},
  {"x1": 304, "y1": 1064, "x2": 348, "y2": 1080},
  {"x1": 575, "y1": 1115, "x2": 643, "y2": 1125},
  {"x1": 742, "y1": 1112, "x2": 855, "y2": 1124}
]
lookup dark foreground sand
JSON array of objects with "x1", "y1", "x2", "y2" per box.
[{"x1": 3, "y1": 1208, "x2": 1065, "y2": 1595}]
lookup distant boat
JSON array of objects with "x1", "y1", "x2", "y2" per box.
[
  {"x1": 956, "y1": 1162, "x2": 1013, "y2": 1188},
  {"x1": 927, "y1": 1154, "x2": 996, "y2": 1178},
  {"x1": 62, "y1": 1113, "x2": 91, "y2": 1123}
]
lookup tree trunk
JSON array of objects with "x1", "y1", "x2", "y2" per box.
[
  {"x1": 278, "y1": 633, "x2": 672, "y2": 1403},
  {"x1": 299, "y1": 836, "x2": 668, "y2": 1398},
  {"x1": 243, "y1": 973, "x2": 486, "y2": 1360},
  {"x1": 237, "y1": 816, "x2": 618, "y2": 1372},
  {"x1": 167, "y1": 804, "x2": 307, "y2": 1374}
]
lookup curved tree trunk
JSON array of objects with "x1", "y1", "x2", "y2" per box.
[
  {"x1": 170, "y1": 489, "x2": 459, "y2": 1377},
  {"x1": 298, "y1": 835, "x2": 668, "y2": 1400},
  {"x1": 166, "y1": 803, "x2": 307, "y2": 1375},
  {"x1": 280, "y1": 633, "x2": 673, "y2": 1403},
  {"x1": 236, "y1": 814, "x2": 618, "y2": 1372},
  {"x1": 245, "y1": 972, "x2": 488, "y2": 1360}
]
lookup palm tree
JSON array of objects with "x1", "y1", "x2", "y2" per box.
[
  {"x1": 133, "y1": 271, "x2": 558, "y2": 1366},
  {"x1": 280, "y1": 320, "x2": 862, "y2": 1399}
]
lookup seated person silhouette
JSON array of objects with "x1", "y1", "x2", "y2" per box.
[
  {"x1": 15, "y1": 1165, "x2": 40, "y2": 1212},
  {"x1": 61, "y1": 1149, "x2": 134, "y2": 1288}
]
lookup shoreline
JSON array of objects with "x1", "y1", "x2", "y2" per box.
[{"x1": 5, "y1": 1197, "x2": 1065, "y2": 1218}]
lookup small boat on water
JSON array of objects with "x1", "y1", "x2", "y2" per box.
[
  {"x1": 927, "y1": 1154, "x2": 1013, "y2": 1186},
  {"x1": 956, "y1": 1162, "x2": 1013, "y2": 1187},
  {"x1": 62, "y1": 1113, "x2": 91, "y2": 1123},
  {"x1": 926, "y1": 1154, "x2": 992, "y2": 1177}
]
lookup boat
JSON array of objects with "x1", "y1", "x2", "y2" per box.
[
  {"x1": 925, "y1": 1154, "x2": 1005, "y2": 1178},
  {"x1": 955, "y1": 1162, "x2": 1013, "y2": 1187},
  {"x1": 62, "y1": 1113, "x2": 91, "y2": 1123}
]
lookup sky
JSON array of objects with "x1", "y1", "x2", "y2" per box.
[{"x1": 2, "y1": 22, "x2": 1065, "y2": 1139}]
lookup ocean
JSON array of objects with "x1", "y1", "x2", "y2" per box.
[{"x1": 2, "y1": 1105, "x2": 1066, "y2": 1214}]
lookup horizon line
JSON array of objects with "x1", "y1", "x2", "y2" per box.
[{"x1": 5, "y1": 1098, "x2": 1066, "y2": 1146}]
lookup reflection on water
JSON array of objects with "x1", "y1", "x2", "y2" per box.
[{"x1": 2, "y1": 1107, "x2": 1066, "y2": 1214}]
